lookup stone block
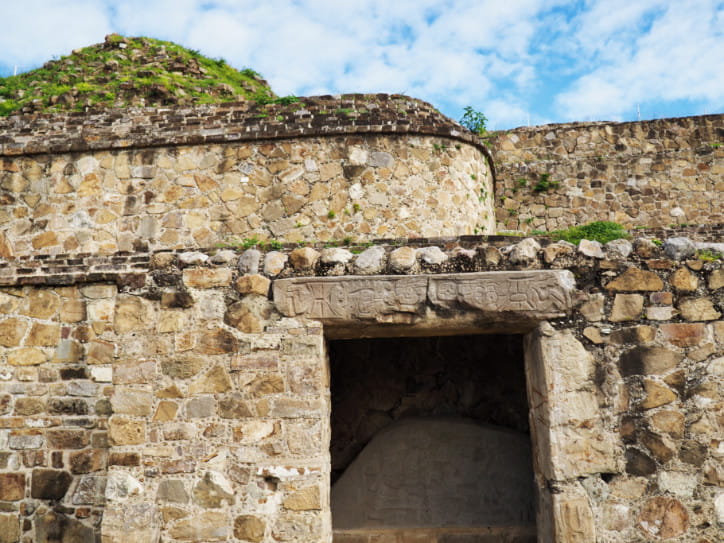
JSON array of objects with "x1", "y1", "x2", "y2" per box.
[
  {"x1": 168, "y1": 511, "x2": 229, "y2": 541},
  {"x1": 283, "y1": 486, "x2": 321, "y2": 511},
  {"x1": 679, "y1": 297, "x2": 721, "y2": 321},
  {"x1": 234, "y1": 515, "x2": 265, "y2": 542},
  {"x1": 31, "y1": 469, "x2": 72, "y2": 500},
  {"x1": 578, "y1": 293, "x2": 604, "y2": 321},
  {"x1": 659, "y1": 323, "x2": 706, "y2": 347},
  {"x1": 0, "y1": 514, "x2": 20, "y2": 543},
  {"x1": 183, "y1": 268, "x2": 232, "y2": 288},
  {"x1": 289, "y1": 247, "x2": 320, "y2": 271},
  {"x1": 235, "y1": 274, "x2": 271, "y2": 296},
  {"x1": 671, "y1": 267, "x2": 698, "y2": 291},
  {"x1": 70, "y1": 449, "x2": 107, "y2": 474},
  {"x1": 87, "y1": 340, "x2": 115, "y2": 365},
  {"x1": 637, "y1": 496, "x2": 689, "y2": 539},
  {"x1": 46, "y1": 429, "x2": 89, "y2": 449},
  {"x1": 114, "y1": 359, "x2": 156, "y2": 384},
  {"x1": 110, "y1": 387, "x2": 154, "y2": 416},
  {"x1": 192, "y1": 471, "x2": 235, "y2": 508},
  {"x1": 609, "y1": 293, "x2": 644, "y2": 321},
  {"x1": 0, "y1": 473, "x2": 25, "y2": 501},
  {"x1": 108, "y1": 417, "x2": 145, "y2": 445},
  {"x1": 13, "y1": 397, "x2": 46, "y2": 415},
  {"x1": 7, "y1": 347, "x2": 47, "y2": 366},
  {"x1": 0, "y1": 318, "x2": 27, "y2": 347},
  {"x1": 53, "y1": 339, "x2": 83, "y2": 363},
  {"x1": 605, "y1": 268, "x2": 663, "y2": 291},
  {"x1": 186, "y1": 396, "x2": 216, "y2": 418},
  {"x1": 158, "y1": 479, "x2": 189, "y2": 503},
  {"x1": 101, "y1": 503, "x2": 161, "y2": 543},
  {"x1": 113, "y1": 295, "x2": 148, "y2": 334},
  {"x1": 25, "y1": 322, "x2": 60, "y2": 346},
  {"x1": 646, "y1": 306, "x2": 674, "y2": 320},
  {"x1": 640, "y1": 380, "x2": 677, "y2": 409},
  {"x1": 709, "y1": 268, "x2": 724, "y2": 290},
  {"x1": 21, "y1": 290, "x2": 60, "y2": 319},
  {"x1": 618, "y1": 346, "x2": 683, "y2": 376},
  {"x1": 195, "y1": 328, "x2": 239, "y2": 355},
  {"x1": 188, "y1": 364, "x2": 232, "y2": 395}
]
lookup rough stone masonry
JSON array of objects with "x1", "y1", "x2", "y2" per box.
[{"x1": 0, "y1": 97, "x2": 722, "y2": 542}]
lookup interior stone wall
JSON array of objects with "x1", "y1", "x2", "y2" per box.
[
  {"x1": 492, "y1": 114, "x2": 724, "y2": 232},
  {"x1": 328, "y1": 335, "x2": 528, "y2": 483}
]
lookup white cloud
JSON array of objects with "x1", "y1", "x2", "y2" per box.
[{"x1": 1, "y1": 0, "x2": 720, "y2": 128}]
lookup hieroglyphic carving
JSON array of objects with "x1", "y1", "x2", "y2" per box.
[
  {"x1": 429, "y1": 271, "x2": 574, "y2": 313},
  {"x1": 274, "y1": 271, "x2": 575, "y2": 321},
  {"x1": 274, "y1": 276, "x2": 427, "y2": 319}
]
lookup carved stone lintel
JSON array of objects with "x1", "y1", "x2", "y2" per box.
[{"x1": 273, "y1": 271, "x2": 575, "y2": 325}]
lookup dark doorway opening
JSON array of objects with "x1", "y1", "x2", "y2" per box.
[{"x1": 329, "y1": 334, "x2": 536, "y2": 541}]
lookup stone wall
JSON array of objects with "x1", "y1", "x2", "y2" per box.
[
  {"x1": 0, "y1": 95, "x2": 494, "y2": 259},
  {"x1": 0, "y1": 233, "x2": 721, "y2": 542},
  {"x1": 492, "y1": 114, "x2": 724, "y2": 232}
]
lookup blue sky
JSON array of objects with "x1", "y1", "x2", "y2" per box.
[{"x1": 1, "y1": 0, "x2": 722, "y2": 129}]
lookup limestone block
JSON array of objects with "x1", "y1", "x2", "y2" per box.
[
  {"x1": 111, "y1": 387, "x2": 154, "y2": 416},
  {"x1": 263, "y1": 251, "x2": 288, "y2": 276},
  {"x1": 579, "y1": 293, "x2": 604, "y2": 321},
  {"x1": 646, "y1": 306, "x2": 674, "y2": 320},
  {"x1": 640, "y1": 380, "x2": 677, "y2": 409},
  {"x1": 610, "y1": 293, "x2": 644, "y2": 321},
  {"x1": 553, "y1": 495, "x2": 595, "y2": 543},
  {"x1": 0, "y1": 318, "x2": 27, "y2": 347},
  {"x1": 235, "y1": 274, "x2": 271, "y2": 296},
  {"x1": 578, "y1": 239, "x2": 604, "y2": 258},
  {"x1": 618, "y1": 346, "x2": 683, "y2": 376},
  {"x1": 663, "y1": 237, "x2": 696, "y2": 260},
  {"x1": 168, "y1": 512, "x2": 229, "y2": 541},
  {"x1": 0, "y1": 514, "x2": 20, "y2": 543},
  {"x1": 188, "y1": 364, "x2": 232, "y2": 395},
  {"x1": 709, "y1": 269, "x2": 724, "y2": 290},
  {"x1": 605, "y1": 268, "x2": 663, "y2": 291},
  {"x1": 113, "y1": 295, "x2": 148, "y2": 334},
  {"x1": 289, "y1": 247, "x2": 320, "y2": 271},
  {"x1": 659, "y1": 323, "x2": 706, "y2": 347},
  {"x1": 108, "y1": 416, "x2": 146, "y2": 445},
  {"x1": 507, "y1": 238, "x2": 540, "y2": 266},
  {"x1": 0, "y1": 473, "x2": 25, "y2": 501},
  {"x1": 353, "y1": 246, "x2": 386, "y2": 274},
  {"x1": 284, "y1": 486, "x2": 321, "y2": 511},
  {"x1": 417, "y1": 246, "x2": 448, "y2": 265},
  {"x1": 20, "y1": 290, "x2": 60, "y2": 319},
  {"x1": 679, "y1": 297, "x2": 721, "y2": 321},
  {"x1": 25, "y1": 322, "x2": 60, "y2": 346},
  {"x1": 183, "y1": 268, "x2": 232, "y2": 288},
  {"x1": 389, "y1": 246, "x2": 417, "y2": 272},
  {"x1": 7, "y1": 347, "x2": 47, "y2": 366},
  {"x1": 234, "y1": 515, "x2": 265, "y2": 542},
  {"x1": 31, "y1": 469, "x2": 72, "y2": 500},
  {"x1": 192, "y1": 471, "x2": 235, "y2": 508},
  {"x1": 101, "y1": 503, "x2": 161, "y2": 543},
  {"x1": 637, "y1": 496, "x2": 689, "y2": 539},
  {"x1": 604, "y1": 239, "x2": 633, "y2": 259},
  {"x1": 670, "y1": 267, "x2": 698, "y2": 291}
]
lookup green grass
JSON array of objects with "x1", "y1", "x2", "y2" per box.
[
  {"x1": 548, "y1": 221, "x2": 630, "y2": 245},
  {"x1": 0, "y1": 34, "x2": 275, "y2": 116}
]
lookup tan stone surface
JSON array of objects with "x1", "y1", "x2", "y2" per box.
[
  {"x1": 168, "y1": 512, "x2": 229, "y2": 541},
  {"x1": 637, "y1": 496, "x2": 689, "y2": 539},
  {"x1": 234, "y1": 515, "x2": 265, "y2": 542},
  {"x1": 670, "y1": 267, "x2": 699, "y2": 291},
  {"x1": 679, "y1": 297, "x2": 721, "y2": 321},
  {"x1": 641, "y1": 380, "x2": 677, "y2": 409},
  {"x1": 235, "y1": 274, "x2": 271, "y2": 296},
  {"x1": 605, "y1": 268, "x2": 664, "y2": 292},
  {"x1": 0, "y1": 318, "x2": 27, "y2": 347},
  {"x1": 553, "y1": 496, "x2": 595, "y2": 543},
  {"x1": 0, "y1": 514, "x2": 20, "y2": 543},
  {"x1": 610, "y1": 294, "x2": 644, "y2": 322},
  {"x1": 709, "y1": 268, "x2": 724, "y2": 290},
  {"x1": 7, "y1": 347, "x2": 47, "y2": 366},
  {"x1": 284, "y1": 486, "x2": 321, "y2": 511},
  {"x1": 183, "y1": 268, "x2": 232, "y2": 288},
  {"x1": 108, "y1": 417, "x2": 146, "y2": 445},
  {"x1": 659, "y1": 323, "x2": 706, "y2": 347},
  {"x1": 113, "y1": 295, "x2": 148, "y2": 333}
]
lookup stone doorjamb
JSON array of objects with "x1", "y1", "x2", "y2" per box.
[{"x1": 273, "y1": 271, "x2": 609, "y2": 542}]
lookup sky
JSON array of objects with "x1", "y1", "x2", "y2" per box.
[{"x1": 0, "y1": 0, "x2": 722, "y2": 129}]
